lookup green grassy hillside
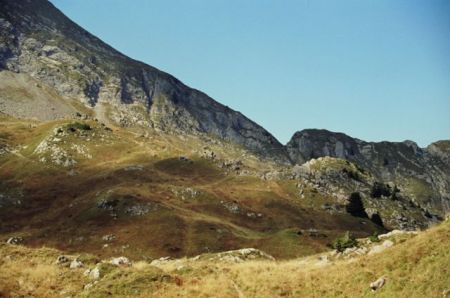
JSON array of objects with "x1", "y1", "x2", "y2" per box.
[{"x1": 0, "y1": 114, "x2": 382, "y2": 261}]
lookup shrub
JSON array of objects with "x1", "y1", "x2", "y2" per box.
[
  {"x1": 370, "y1": 182, "x2": 391, "y2": 198},
  {"x1": 332, "y1": 231, "x2": 358, "y2": 252},
  {"x1": 368, "y1": 232, "x2": 380, "y2": 243},
  {"x1": 342, "y1": 168, "x2": 361, "y2": 181},
  {"x1": 66, "y1": 122, "x2": 91, "y2": 132}
]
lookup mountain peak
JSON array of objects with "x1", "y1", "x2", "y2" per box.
[{"x1": 0, "y1": 0, "x2": 290, "y2": 163}]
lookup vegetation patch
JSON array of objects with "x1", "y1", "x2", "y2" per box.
[
  {"x1": 65, "y1": 122, "x2": 92, "y2": 132},
  {"x1": 332, "y1": 231, "x2": 359, "y2": 252},
  {"x1": 370, "y1": 182, "x2": 392, "y2": 198},
  {"x1": 368, "y1": 232, "x2": 380, "y2": 243}
]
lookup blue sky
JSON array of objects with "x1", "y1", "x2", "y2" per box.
[{"x1": 50, "y1": 0, "x2": 450, "y2": 146}]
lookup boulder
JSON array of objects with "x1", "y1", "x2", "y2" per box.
[
  {"x1": 368, "y1": 245, "x2": 384, "y2": 255},
  {"x1": 215, "y1": 248, "x2": 275, "y2": 263},
  {"x1": 6, "y1": 236, "x2": 23, "y2": 245},
  {"x1": 368, "y1": 240, "x2": 393, "y2": 255},
  {"x1": 370, "y1": 276, "x2": 386, "y2": 291},
  {"x1": 316, "y1": 255, "x2": 330, "y2": 266},
  {"x1": 178, "y1": 156, "x2": 190, "y2": 162},
  {"x1": 378, "y1": 230, "x2": 418, "y2": 239},
  {"x1": 354, "y1": 246, "x2": 368, "y2": 255},
  {"x1": 102, "y1": 234, "x2": 116, "y2": 242},
  {"x1": 150, "y1": 256, "x2": 171, "y2": 266},
  {"x1": 84, "y1": 283, "x2": 94, "y2": 290},
  {"x1": 84, "y1": 267, "x2": 101, "y2": 280},
  {"x1": 343, "y1": 247, "x2": 358, "y2": 255},
  {"x1": 56, "y1": 255, "x2": 70, "y2": 265},
  {"x1": 110, "y1": 256, "x2": 131, "y2": 266},
  {"x1": 382, "y1": 240, "x2": 394, "y2": 248},
  {"x1": 70, "y1": 258, "x2": 84, "y2": 269}
]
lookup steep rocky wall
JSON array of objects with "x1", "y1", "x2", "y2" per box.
[{"x1": 0, "y1": 0, "x2": 290, "y2": 163}]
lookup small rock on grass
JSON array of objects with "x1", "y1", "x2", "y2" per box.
[
  {"x1": 6, "y1": 237, "x2": 23, "y2": 245},
  {"x1": 56, "y1": 255, "x2": 70, "y2": 265},
  {"x1": 70, "y1": 258, "x2": 84, "y2": 269},
  {"x1": 110, "y1": 256, "x2": 131, "y2": 266},
  {"x1": 84, "y1": 267, "x2": 101, "y2": 280},
  {"x1": 370, "y1": 277, "x2": 386, "y2": 291}
]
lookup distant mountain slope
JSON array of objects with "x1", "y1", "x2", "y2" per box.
[
  {"x1": 287, "y1": 129, "x2": 450, "y2": 220},
  {"x1": 0, "y1": 0, "x2": 290, "y2": 163},
  {"x1": 0, "y1": 0, "x2": 449, "y2": 233}
]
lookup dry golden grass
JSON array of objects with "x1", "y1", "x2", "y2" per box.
[
  {"x1": 0, "y1": 221, "x2": 449, "y2": 297},
  {"x1": 0, "y1": 245, "x2": 86, "y2": 297},
  {"x1": 147, "y1": 220, "x2": 450, "y2": 297}
]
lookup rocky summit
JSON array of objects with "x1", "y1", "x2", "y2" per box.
[
  {"x1": 287, "y1": 129, "x2": 450, "y2": 228},
  {"x1": 0, "y1": 1, "x2": 449, "y2": 297},
  {"x1": 0, "y1": 0, "x2": 289, "y2": 163}
]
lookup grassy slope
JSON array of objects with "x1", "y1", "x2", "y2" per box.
[
  {"x1": 0, "y1": 114, "x2": 382, "y2": 261},
  {"x1": 161, "y1": 220, "x2": 449, "y2": 298},
  {"x1": 0, "y1": 220, "x2": 448, "y2": 297}
]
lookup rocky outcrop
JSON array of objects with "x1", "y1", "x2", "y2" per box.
[
  {"x1": 0, "y1": 0, "x2": 289, "y2": 163},
  {"x1": 193, "y1": 248, "x2": 275, "y2": 263},
  {"x1": 287, "y1": 129, "x2": 450, "y2": 221}
]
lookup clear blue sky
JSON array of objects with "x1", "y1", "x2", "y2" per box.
[{"x1": 50, "y1": 0, "x2": 450, "y2": 146}]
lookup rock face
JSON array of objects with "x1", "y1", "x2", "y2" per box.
[
  {"x1": 287, "y1": 129, "x2": 450, "y2": 222},
  {"x1": 0, "y1": 0, "x2": 289, "y2": 163}
]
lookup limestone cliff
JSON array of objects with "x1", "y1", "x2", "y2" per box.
[{"x1": 0, "y1": 0, "x2": 290, "y2": 163}]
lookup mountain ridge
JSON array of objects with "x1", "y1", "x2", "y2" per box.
[
  {"x1": 0, "y1": 0, "x2": 449, "y2": 235},
  {"x1": 1, "y1": 0, "x2": 447, "y2": 162},
  {"x1": 0, "y1": 0, "x2": 291, "y2": 163}
]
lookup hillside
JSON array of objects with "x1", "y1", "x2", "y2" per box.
[
  {"x1": 0, "y1": 1, "x2": 450, "y2": 296},
  {"x1": 1, "y1": 219, "x2": 449, "y2": 297},
  {"x1": 0, "y1": 114, "x2": 383, "y2": 260}
]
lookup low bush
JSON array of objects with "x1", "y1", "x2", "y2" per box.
[
  {"x1": 370, "y1": 182, "x2": 391, "y2": 198},
  {"x1": 368, "y1": 232, "x2": 380, "y2": 243},
  {"x1": 66, "y1": 122, "x2": 91, "y2": 132},
  {"x1": 332, "y1": 231, "x2": 358, "y2": 252}
]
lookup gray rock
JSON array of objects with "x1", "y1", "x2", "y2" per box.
[
  {"x1": 150, "y1": 256, "x2": 172, "y2": 266},
  {"x1": 378, "y1": 230, "x2": 418, "y2": 239},
  {"x1": 370, "y1": 277, "x2": 386, "y2": 291},
  {"x1": 211, "y1": 248, "x2": 275, "y2": 263},
  {"x1": 382, "y1": 240, "x2": 394, "y2": 248},
  {"x1": 84, "y1": 267, "x2": 101, "y2": 280},
  {"x1": 6, "y1": 236, "x2": 23, "y2": 245},
  {"x1": 102, "y1": 234, "x2": 116, "y2": 242},
  {"x1": 110, "y1": 256, "x2": 131, "y2": 266},
  {"x1": 56, "y1": 255, "x2": 70, "y2": 265},
  {"x1": 70, "y1": 258, "x2": 84, "y2": 269}
]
